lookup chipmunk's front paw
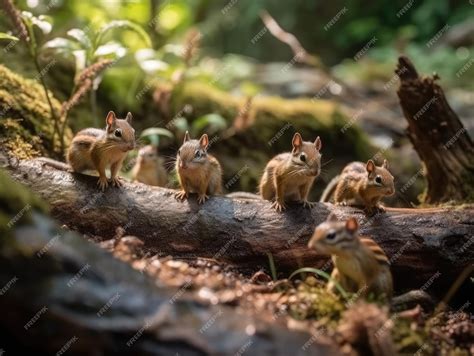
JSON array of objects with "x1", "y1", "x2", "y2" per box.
[
  {"x1": 271, "y1": 201, "x2": 286, "y2": 212},
  {"x1": 197, "y1": 194, "x2": 209, "y2": 204},
  {"x1": 97, "y1": 177, "x2": 108, "y2": 191},
  {"x1": 365, "y1": 205, "x2": 384, "y2": 216},
  {"x1": 302, "y1": 200, "x2": 315, "y2": 209},
  {"x1": 111, "y1": 176, "x2": 123, "y2": 187},
  {"x1": 175, "y1": 190, "x2": 188, "y2": 201}
]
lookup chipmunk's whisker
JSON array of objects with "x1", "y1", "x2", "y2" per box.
[
  {"x1": 321, "y1": 158, "x2": 334, "y2": 167},
  {"x1": 319, "y1": 171, "x2": 329, "y2": 179},
  {"x1": 162, "y1": 154, "x2": 178, "y2": 160}
]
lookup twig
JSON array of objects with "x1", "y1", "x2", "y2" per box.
[
  {"x1": 59, "y1": 59, "x2": 113, "y2": 141},
  {"x1": 33, "y1": 55, "x2": 62, "y2": 153},
  {"x1": 260, "y1": 10, "x2": 322, "y2": 68}
]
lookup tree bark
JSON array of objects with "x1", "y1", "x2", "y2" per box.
[
  {"x1": 396, "y1": 55, "x2": 474, "y2": 203},
  {"x1": 7, "y1": 159, "x2": 474, "y2": 296}
]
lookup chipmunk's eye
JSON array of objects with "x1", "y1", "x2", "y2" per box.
[
  {"x1": 300, "y1": 153, "x2": 306, "y2": 162},
  {"x1": 195, "y1": 150, "x2": 202, "y2": 158},
  {"x1": 375, "y1": 176, "x2": 382, "y2": 184},
  {"x1": 326, "y1": 232, "x2": 336, "y2": 240},
  {"x1": 114, "y1": 129, "x2": 122, "y2": 138}
]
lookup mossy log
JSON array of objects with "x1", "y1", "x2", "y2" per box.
[
  {"x1": 0, "y1": 170, "x2": 336, "y2": 355},
  {"x1": 0, "y1": 64, "x2": 72, "y2": 158},
  {"x1": 396, "y1": 56, "x2": 474, "y2": 203},
  {"x1": 7, "y1": 159, "x2": 474, "y2": 298}
]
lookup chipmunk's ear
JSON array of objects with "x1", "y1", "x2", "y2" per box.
[
  {"x1": 345, "y1": 217, "x2": 359, "y2": 233},
  {"x1": 106, "y1": 111, "x2": 117, "y2": 127},
  {"x1": 314, "y1": 136, "x2": 322, "y2": 151},
  {"x1": 199, "y1": 133, "x2": 209, "y2": 149},
  {"x1": 183, "y1": 131, "x2": 190, "y2": 143},
  {"x1": 366, "y1": 160, "x2": 376, "y2": 175},
  {"x1": 382, "y1": 159, "x2": 389, "y2": 169},
  {"x1": 326, "y1": 213, "x2": 338, "y2": 222},
  {"x1": 292, "y1": 132, "x2": 303, "y2": 151},
  {"x1": 125, "y1": 112, "x2": 133, "y2": 124}
]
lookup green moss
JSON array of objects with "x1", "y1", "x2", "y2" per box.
[
  {"x1": 392, "y1": 318, "x2": 432, "y2": 354},
  {"x1": 286, "y1": 277, "x2": 347, "y2": 329},
  {"x1": 284, "y1": 277, "x2": 471, "y2": 355},
  {"x1": 0, "y1": 64, "x2": 72, "y2": 158}
]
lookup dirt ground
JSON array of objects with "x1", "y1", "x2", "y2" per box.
[{"x1": 97, "y1": 234, "x2": 474, "y2": 356}]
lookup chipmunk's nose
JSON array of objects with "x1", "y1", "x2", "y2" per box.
[
  {"x1": 310, "y1": 168, "x2": 320, "y2": 176},
  {"x1": 387, "y1": 187, "x2": 395, "y2": 196},
  {"x1": 180, "y1": 162, "x2": 187, "y2": 169}
]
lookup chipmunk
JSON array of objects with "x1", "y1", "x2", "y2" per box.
[
  {"x1": 175, "y1": 131, "x2": 222, "y2": 204},
  {"x1": 308, "y1": 214, "x2": 435, "y2": 310},
  {"x1": 308, "y1": 213, "x2": 393, "y2": 299},
  {"x1": 259, "y1": 132, "x2": 322, "y2": 212},
  {"x1": 39, "y1": 111, "x2": 135, "y2": 191},
  {"x1": 320, "y1": 159, "x2": 394, "y2": 215},
  {"x1": 131, "y1": 145, "x2": 168, "y2": 187}
]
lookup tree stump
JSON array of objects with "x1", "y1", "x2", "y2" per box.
[{"x1": 396, "y1": 55, "x2": 474, "y2": 203}]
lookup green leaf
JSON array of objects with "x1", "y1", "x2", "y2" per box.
[
  {"x1": 135, "y1": 49, "x2": 169, "y2": 73},
  {"x1": 192, "y1": 114, "x2": 227, "y2": 134},
  {"x1": 0, "y1": 33, "x2": 19, "y2": 41},
  {"x1": 72, "y1": 50, "x2": 87, "y2": 78},
  {"x1": 67, "y1": 28, "x2": 92, "y2": 50},
  {"x1": 171, "y1": 117, "x2": 189, "y2": 133},
  {"x1": 289, "y1": 267, "x2": 349, "y2": 300},
  {"x1": 21, "y1": 11, "x2": 52, "y2": 34},
  {"x1": 140, "y1": 127, "x2": 174, "y2": 139},
  {"x1": 42, "y1": 37, "x2": 80, "y2": 53},
  {"x1": 95, "y1": 20, "x2": 152, "y2": 49},
  {"x1": 267, "y1": 253, "x2": 277, "y2": 281},
  {"x1": 94, "y1": 42, "x2": 127, "y2": 59}
]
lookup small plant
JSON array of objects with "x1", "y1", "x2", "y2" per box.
[
  {"x1": 1, "y1": 0, "x2": 61, "y2": 150},
  {"x1": 289, "y1": 267, "x2": 349, "y2": 300}
]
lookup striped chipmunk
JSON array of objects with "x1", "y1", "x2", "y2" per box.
[
  {"x1": 39, "y1": 111, "x2": 136, "y2": 191},
  {"x1": 320, "y1": 159, "x2": 395, "y2": 215},
  {"x1": 132, "y1": 145, "x2": 168, "y2": 187},
  {"x1": 259, "y1": 132, "x2": 322, "y2": 212},
  {"x1": 308, "y1": 213, "x2": 393, "y2": 300},
  {"x1": 175, "y1": 131, "x2": 223, "y2": 204}
]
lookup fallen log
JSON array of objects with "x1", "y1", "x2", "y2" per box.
[
  {"x1": 0, "y1": 189, "x2": 337, "y2": 354},
  {"x1": 7, "y1": 158, "x2": 474, "y2": 297},
  {"x1": 396, "y1": 56, "x2": 474, "y2": 203}
]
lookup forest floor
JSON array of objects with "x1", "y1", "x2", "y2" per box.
[{"x1": 95, "y1": 233, "x2": 474, "y2": 355}]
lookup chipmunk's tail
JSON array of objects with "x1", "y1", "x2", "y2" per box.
[
  {"x1": 36, "y1": 157, "x2": 71, "y2": 171},
  {"x1": 319, "y1": 174, "x2": 340, "y2": 202}
]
